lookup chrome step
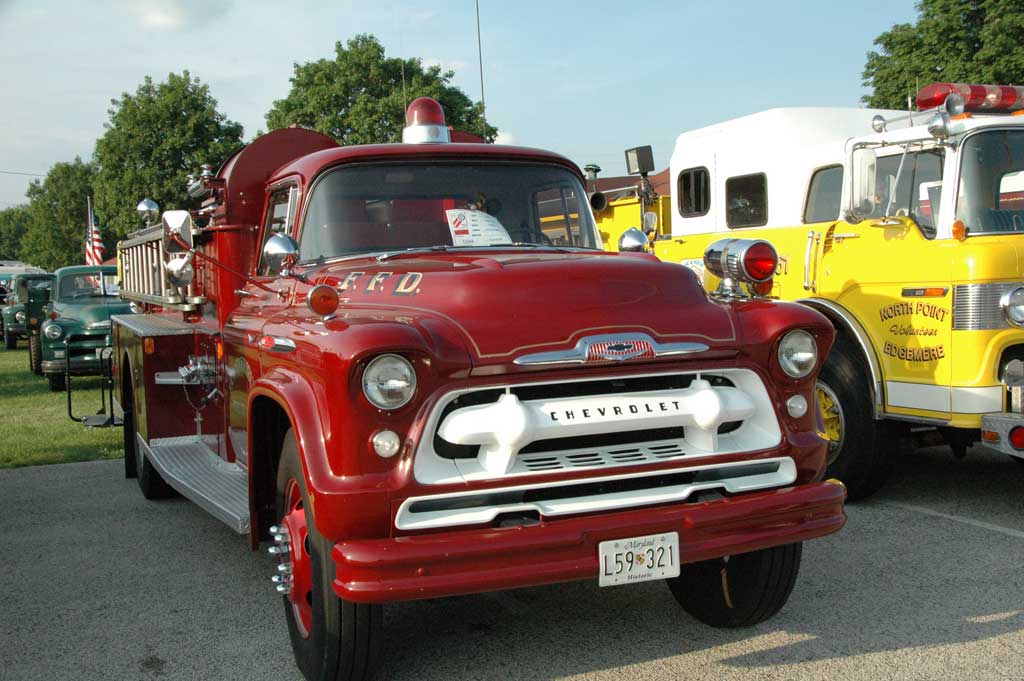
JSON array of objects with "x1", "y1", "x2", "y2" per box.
[{"x1": 140, "y1": 435, "x2": 250, "y2": 533}]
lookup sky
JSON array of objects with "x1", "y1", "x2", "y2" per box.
[{"x1": 0, "y1": 0, "x2": 920, "y2": 210}]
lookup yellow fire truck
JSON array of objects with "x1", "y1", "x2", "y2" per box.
[{"x1": 598, "y1": 83, "x2": 1024, "y2": 499}]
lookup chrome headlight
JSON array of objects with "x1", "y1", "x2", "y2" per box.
[
  {"x1": 44, "y1": 323, "x2": 63, "y2": 340},
  {"x1": 1001, "y1": 286, "x2": 1024, "y2": 328},
  {"x1": 778, "y1": 330, "x2": 818, "y2": 378},
  {"x1": 15, "y1": 310, "x2": 25, "y2": 323},
  {"x1": 129, "y1": 301, "x2": 143, "y2": 314},
  {"x1": 362, "y1": 354, "x2": 416, "y2": 410}
]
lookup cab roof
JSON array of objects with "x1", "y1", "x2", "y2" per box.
[
  {"x1": 53, "y1": 265, "x2": 116, "y2": 278},
  {"x1": 268, "y1": 143, "x2": 583, "y2": 187}
]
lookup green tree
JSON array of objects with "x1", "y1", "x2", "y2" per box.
[
  {"x1": 18, "y1": 158, "x2": 97, "y2": 271},
  {"x1": 0, "y1": 205, "x2": 31, "y2": 261},
  {"x1": 863, "y1": 0, "x2": 1024, "y2": 109},
  {"x1": 93, "y1": 71, "x2": 243, "y2": 239},
  {"x1": 266, "y1": 34, "x2": 496, "y2": 144}
]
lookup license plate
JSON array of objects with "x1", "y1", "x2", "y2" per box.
[{"x1": 598, "y1": 532, "x2": 680, "y2": 587}]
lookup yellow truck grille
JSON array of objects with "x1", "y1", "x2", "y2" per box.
[{"x1": 952, "y1": 283, "x2": 1019, "y2": 330}]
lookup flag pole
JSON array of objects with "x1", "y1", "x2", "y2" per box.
[{"x1": 86, "y1": 196, "x2": 93, "y2": 264}]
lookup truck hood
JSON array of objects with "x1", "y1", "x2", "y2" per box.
[
  {"x1": 53, "y1": 299, "x2": 133, "y2": 327},
  {"x1": 311, "y1": 250, "x2": 739, "y2": 365}
]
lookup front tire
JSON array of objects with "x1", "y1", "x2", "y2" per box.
[
  {"x1": 28, "y1": 334, "x2": 41, "y2": 374},
  {"x1": 274, "y1": 429, "x2": 382, "y2": 681},
  {"x1": 817, "y1": 336, "x2": 893, "y2": 500},
  {"x1": 3, "y1": 328, "x2": 14, "y2": 349},
  {"x1": 47, "y1": 372, "x2": 66, "y2": 392},
  {"x1": 667, "y1": 543, "x2": 802, "y2": 628}
]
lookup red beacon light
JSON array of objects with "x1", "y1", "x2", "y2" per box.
[
  {"x1": 703, "y1": 238, "x2": 778, "y2": 298},
  {"x1": 916, "y1": 83, "x2": 1024, "y2": 114},
  {"x1": 402, "y1": 97, "x2": 451, "y2": 144}
]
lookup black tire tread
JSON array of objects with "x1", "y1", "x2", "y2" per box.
[
  {"x1": 276, "y1": 430, "x2": 382, "y2": 681},
  {"x1": 667, "y1": 542, "x2": 802, "y2": 628},
  {"x1": 47, "y1": 372, "x2": 66, "y2": 392},
  {"x1": 3, "y1": 330, "x2": 15, "y2": 349},
  {"x1": 820, "y1": 335, "x2": 893, "y2": 500}
]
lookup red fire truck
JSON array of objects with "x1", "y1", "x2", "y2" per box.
[{"x1": 112, "y1": 97, "x2": 846, "y2": 681}]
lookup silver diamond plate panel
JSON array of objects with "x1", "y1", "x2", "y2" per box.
[
  {"x1": 952, "y1": 283, "x2": 1020, "y2": 331},
  {"x1": 112, "y1": 314, "x2": 202, "y2": 337},
  {"x1": 141, "y1": 435, "x2": 250, "y2": 533}
]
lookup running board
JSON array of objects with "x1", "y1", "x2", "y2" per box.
[{"x1": 140, "y1": 435, "x2": 250, "y2": 534}]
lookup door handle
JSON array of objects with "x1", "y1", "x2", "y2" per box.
[{"x1": 803, "y1": 230, "x2": 815, "y2": 291}]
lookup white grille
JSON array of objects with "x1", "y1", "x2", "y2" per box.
[
  {"x1": 414, "y1": 368, "x2": 783, "y2": 485},
  {"x1": 517, "y1": 440, "x2": 687, "y2": 473}
]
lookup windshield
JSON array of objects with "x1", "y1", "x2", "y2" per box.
[
  {"x1": 298, "y1": 162, "x2": 599, "y2": 262},
  {"x1": 15, "y1": 278, "x2": 52, "y2": 303},
  {"x1": 58, "y1": 273, "x2": 119, "y2": 300},
  {"x1": 956, "y1": 130, "x2": 1024, "y2": 234}
]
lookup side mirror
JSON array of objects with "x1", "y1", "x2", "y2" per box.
[
  {"x1": 263, "y1": 234, "x2": 301, "y2": 275},
  {"x1": 589, "y1": 191, "x2": 608, "y2": 214},
  {"x1": 162, "y1": 210, "x2": 194, "y2": 251},
  {"x1": 642, "y1": 211, "x2": 659, "y2": 234},
  {"x1": 846, "y1": 147, "x2": 877, "y2": 223},
  {"x1": 137, "y1": 198, "x2": 160, "y2": 226},
  {"x1": 618, "y1": 227, "x2": 649, "y2": 253}
]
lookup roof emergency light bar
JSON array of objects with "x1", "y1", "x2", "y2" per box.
[{"x1": 917, "y1": 83, "x2": 1024, "y2": 114}]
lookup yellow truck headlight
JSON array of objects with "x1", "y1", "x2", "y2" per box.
[{"x1": 1000, "y1": 287, "x2": 1024, "y2": 327}]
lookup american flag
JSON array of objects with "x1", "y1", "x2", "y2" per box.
[{"x1": 85, "y1": 197, "x2": 106, "y2": 266}]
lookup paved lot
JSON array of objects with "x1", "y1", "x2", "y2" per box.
[{"x1": 2, "y1": 446, "x2": 1023, "y2": 681}]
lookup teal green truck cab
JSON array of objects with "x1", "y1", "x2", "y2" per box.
[
  {"x1": 3, "y1": 273, "x2": 54, "y2": 349},
  {"x1": 39, "y1": 265, "x2": 133, "y2": 391}
]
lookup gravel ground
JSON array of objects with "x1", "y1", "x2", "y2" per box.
[{"x1": 1, "y1": 445, "x2": 1022, "y2": 681}]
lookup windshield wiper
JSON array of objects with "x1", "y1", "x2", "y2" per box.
[{"x1": 375, "y1": 245, "x2": 453, "y2": 262}]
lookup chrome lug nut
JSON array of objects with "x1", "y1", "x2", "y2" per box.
[
  {"x1": 275, "y1": 583, "x2": 292, "y2": 595},
  {"x1": 272, "y1": 574, "x2": 293, "y2": 585},
  {"x1": 277, "y1": 562, "x2": 293, "y2": 574},
  {"x1": 268, "y1": 545, "x2": 290, "y2": 555}
]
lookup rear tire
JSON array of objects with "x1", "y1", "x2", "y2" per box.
[
  {"x1": 28, "y1": 334, "x2": 41, "y2": 374},
  {"x1": 275, "y1": 429, "x2": 382, "y2": 681},
  {"x1": 122, "y1": 364, "x2": 138, "y2": 479},
  {"x1": 667, "y1": 542, "x2": 802, "y2": 628},
  {"x1": 130, "y1": 375, "x2": 174, "y2": 499},
  {"x1": 47, "y1": 372, "x2": 66, "y2": 392},
  {"x1": 818, "y1": 335, "x2": 893, "y2": 500}
]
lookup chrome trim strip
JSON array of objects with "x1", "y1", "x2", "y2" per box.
[
  {"x1": 261, "y1": 336, "x2": 296, "y2": 353},
  {"x1": 883, "y1": 413, "x2": 950, "y2": 426},
  {"x1": 514, "y1": 332, "x2": 709, "y2": 366},
  {"x1": 797, "y1": 298, "x2": 884, "y2": 418},
  {"x1": 396, "y1": 456, "x2": 797, "y2": 530}
]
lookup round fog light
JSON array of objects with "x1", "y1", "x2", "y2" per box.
[
  {"x1": 786, "y1": 394, "x2": 808, "y2": 418},
  {"x1": 371, "y1": 430, "x2": 402, "y2": 458}
]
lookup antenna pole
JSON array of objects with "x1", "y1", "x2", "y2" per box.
[{"x1": 475, "y1": 0, "x2": 487, "y2": 140}]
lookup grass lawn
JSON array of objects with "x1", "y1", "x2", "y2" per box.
[{"x1": 0, "y1": 343, "x2": 122, "y2": 468}]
